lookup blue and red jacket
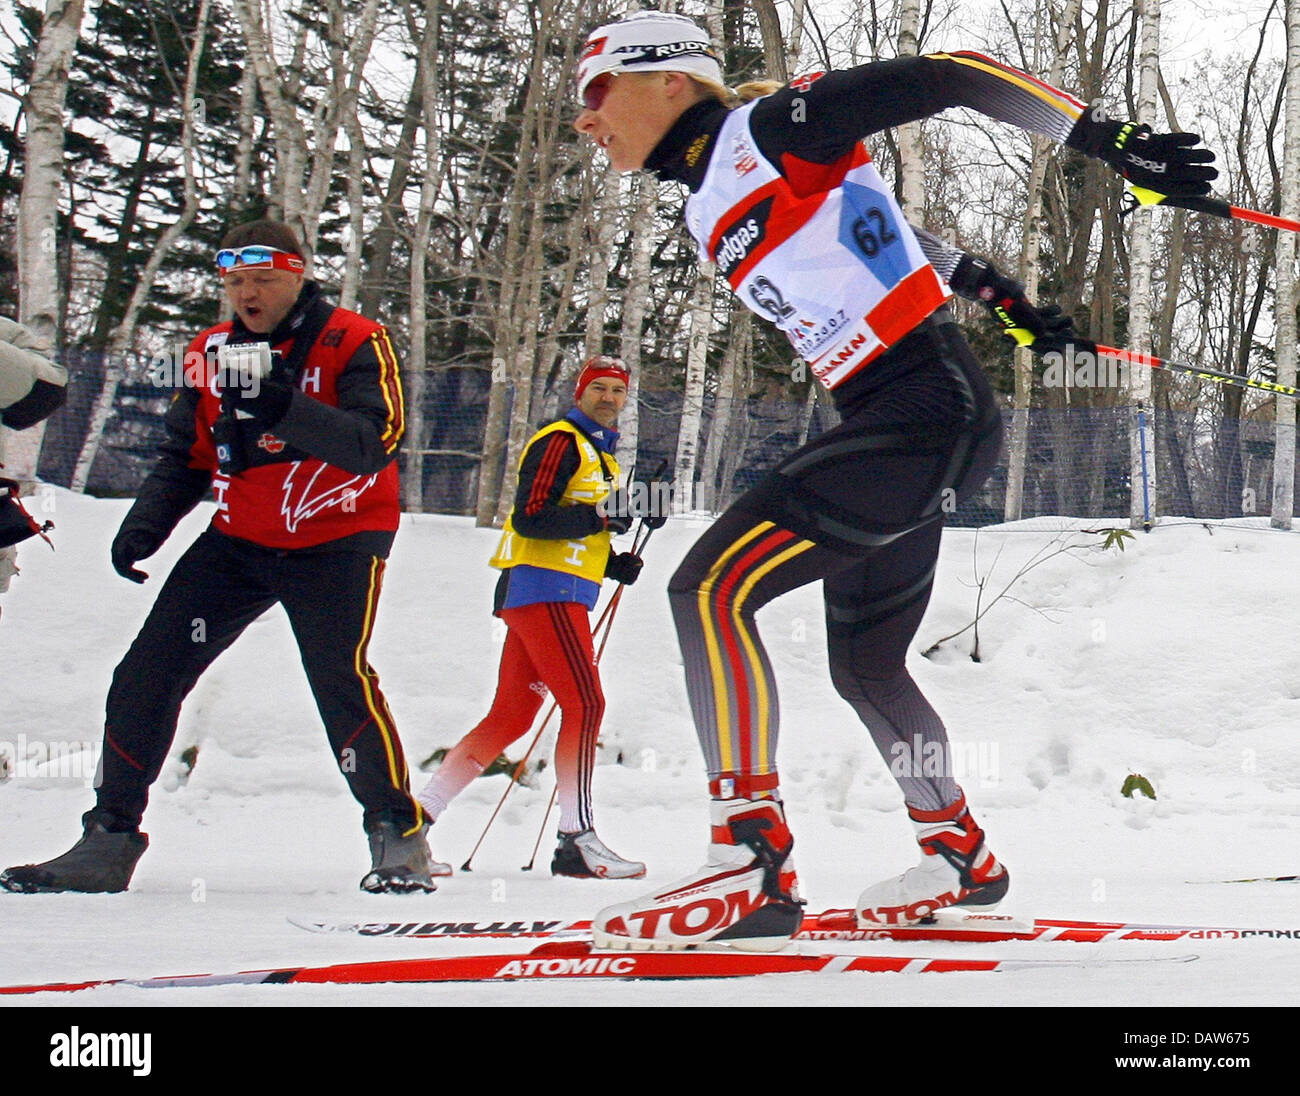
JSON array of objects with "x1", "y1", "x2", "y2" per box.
[{"x1": 495, "y1": 407, "x2": 620, "y2": 612}]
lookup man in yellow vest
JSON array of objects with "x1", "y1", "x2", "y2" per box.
[{"x1": 418, "y1": 356, "x2": 657, "y2": 878}]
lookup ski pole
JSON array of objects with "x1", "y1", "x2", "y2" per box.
[
  {"x1": 1123, "y1": 186, "x2": 1300, "y2": 235},
  {"x1": 1093, "y1": 343, "x2": 1300, "y2": 400},
  {"x1": 520, "y1": 786, "x2": 558, "y2": 871}
]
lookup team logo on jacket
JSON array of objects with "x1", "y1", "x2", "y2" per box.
[
  {"x1": 713, "y1": 196, "x2": 773, "y2": 280},
  {"x1": 257, "y1": 433, "x2": 286, "y2": 454},
  {"x1": 733, "y1": 134, "x2": 757, "y2": 176},
  {"x1": 685, "y1": 133, "x2": 711, "y2": 167},
  {"x1": 789, "y1": 71, "x2": 826, "y2": 92},
  {"x1": 279, "y1": 461, "x2": 379, "y2": 534}
]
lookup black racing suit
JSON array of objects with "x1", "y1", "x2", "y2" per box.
[{"x1": 646, "y1": 53, "x2": 1088, "y2": 810}]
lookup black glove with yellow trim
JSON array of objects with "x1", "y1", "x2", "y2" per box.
[
  {"x1": 1066, "y1": 115, "x2": 1217, "y2": 198},
  {"x1": 950, "y1": 256, "x2": 1096, "y2": 357}
]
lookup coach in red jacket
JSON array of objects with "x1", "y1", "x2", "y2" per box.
[{"x1": 1, "y1": 220, "x2": 433, "y2": 897}]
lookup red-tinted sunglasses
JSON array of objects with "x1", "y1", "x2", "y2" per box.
[{"x1": 582, "y1": 73, "x2": 617, "y2": 112}]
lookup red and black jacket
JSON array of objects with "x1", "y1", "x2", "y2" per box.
[{"x1": 120, "y1": 283, "x2": 405, "y2": 556}]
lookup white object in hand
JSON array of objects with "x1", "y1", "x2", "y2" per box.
[{"x1": 216, "y1": 342, "x2": 275, "y2": 418}]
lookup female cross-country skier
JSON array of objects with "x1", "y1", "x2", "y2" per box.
[{"x1": 571, "y1": 9, "x2": 1216, "y2": 951}]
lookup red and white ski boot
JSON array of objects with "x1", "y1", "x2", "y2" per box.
[
  {"x1": 856, "y1": 793, "x2": 1009, "y2": 926},
  {"x1": 552, "y1": 829, "x2": 646, "y2": 879},
  {"x1": 592, "y1": 798, "x2": 803, "y2": 952}
]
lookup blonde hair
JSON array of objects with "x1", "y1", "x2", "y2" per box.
[{"x1": 688, "y1": 75, "x2": 784, "y2": 109}]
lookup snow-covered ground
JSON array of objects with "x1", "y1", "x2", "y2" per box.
[{"x1": 1, "y1": 489, "x2": 1298, "y2": 1023}]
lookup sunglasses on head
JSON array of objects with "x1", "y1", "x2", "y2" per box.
[
  {"x1": 215, "y1": 245, "x2": 304, "y2": 273},
  {"x1": 582, "y1": 72, "x2": 617, "y2": 112}
]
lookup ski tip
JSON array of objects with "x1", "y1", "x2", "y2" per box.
[
  {"x1": 1187, "y1": 875, "x2": 1299, "y2": 884},
  {"x1": 1188, "y1": 878, "x2": 1289, "y2": 885},
  {"x1": 286, "y1": 916, "x2": 342, "y2": 935}
]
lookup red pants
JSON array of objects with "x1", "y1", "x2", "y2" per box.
[{"x1": 422, "y1": 601, "x2": 604, "y2": 833}]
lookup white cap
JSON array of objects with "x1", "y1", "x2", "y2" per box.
[{"x1": 576, "y1": 11, "x2": 723, "y2": 101}]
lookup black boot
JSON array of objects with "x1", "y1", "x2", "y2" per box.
[
  {"x1": 1, "y1": 810, "x2": 148, "y2": 894},
  {"x1": 360, "y1": 820, "x2": 436, "y2": 894}
]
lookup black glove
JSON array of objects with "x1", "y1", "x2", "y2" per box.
[
  {"x1": 111, "y1": 527, "x2": 163, "y2": 584},
  {"x1": 1018, "y1": 303, "x2": 1098, "y2": 358},
  {"x1": 220, "y1": 377, "x2": 294, "y2": 429},
  {"x1": 1067, "y1": 115, "x2": 1217, "y2": 197},
  {"x1": 600, "y1": 484, "x2": 670, "y2": 533},
  {"x1": 604, "y1": 550, "x2": 643, "y2": 586},
  {"x1": 951, "y1": 256, "x2": 1096, "y2": 357},
  {"x1": 598, "y1": 488, "x2": 635, "y2": 535}
]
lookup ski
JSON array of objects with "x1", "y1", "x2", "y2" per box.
[
  {"x1": 0, "y1": 939, "x2": 1198, "y2": 995},
  {"x1": 288, "y1": 909, "x2": 1300, "y2": 943},
  {"x1": 288, "y1": 914, "x2": 595, "y2": 939},
  {"x1": 1189, "y1": 875, "x2": 1299, "y2": 885}
]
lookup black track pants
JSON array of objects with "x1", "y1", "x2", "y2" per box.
[{"x1": 96, "y1": 529, "x2": 421, "y2": 831}]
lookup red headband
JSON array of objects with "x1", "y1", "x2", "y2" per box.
[{"x1": 574, "y1": 356, "x2": 630, "y2": 401}]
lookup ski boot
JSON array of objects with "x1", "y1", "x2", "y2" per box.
[
  {"x1": 856, "y1": 792, "x2": 1008, "y2": 926},
  {"x1": 593, "y1": 798, "x2": 803, "y2": 952},
  {"x1": 551, "y1": 829, "x2": 646, "y2": 879},
  {"x1": 360, "y1": 819, "x2": 437, "y2": 894},
  {"x1": 0, "y1": 809, "x2": 148, "y2": 894}
]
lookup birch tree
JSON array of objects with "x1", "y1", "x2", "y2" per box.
[
  {"x1": 356, "y1": 52, "x2": 424, "y2": 322},
  {"x1": 669, "y1": 0, "x2": 724, "y2": 512},
  {"x1": 476, "y1": 0, "x2": 589, "y2": 527},
  {"x1": 583, "y1": 167, "x2": 622, "y2": 359},
  {"x1": 4, "y1": 0, "x2": 85, "y2": 485},
  {"x1": 70, "y1": 0, "x2": 212, "y2": 493},
  {"x1": 614, "y1": 173, "x2": 659, "y2": 476},
  {"x1": 1126, "y1": 0, "x2": 1161, "y2": 528},
  {"x1": 672, "y1": 263, "x2": 716, "y2": 513},
  {"x1": 231, "y1": 60, "x2": 258, "y2": 215},
  {"x1": 404, "y1": 0, "x2": 442, "y2": 512},
  {"x1": 1271, "y1": 0, "x2": 1300, "y2": 528},
  {"x1": 1003, "y1": 0, "x2": 1078, "y2": 521},
  {"x1": 231, "y1": 0, "x2": 383, "y2": 262},
  {"x1": 896, "y1": 0, "x2": 924, "y2": 221},
  {"x1": 698, "y1": 304, "x2": 751, "y2": 510}
]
